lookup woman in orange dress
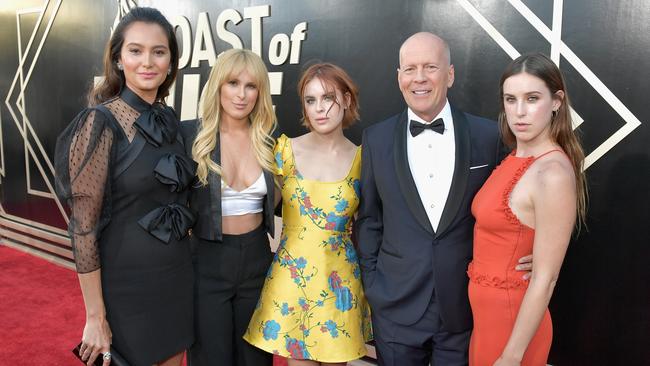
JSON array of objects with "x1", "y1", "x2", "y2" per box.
[{"x1": 468, "y1": 53, "x2": 587, "y2": 366}]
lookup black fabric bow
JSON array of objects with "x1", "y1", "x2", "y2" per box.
[
  {"x1": 134, "y1": 105, "x2": 179, "y2": 147},
  {"x1": 154, "y1": 153, "x2": 198, "y2": 192},
  {"x1": 137, "y1": 203, "x2": 197, "y2": 243},
  {"x1": 409, "y1": 118, "x2": 445, "y2": 137}
]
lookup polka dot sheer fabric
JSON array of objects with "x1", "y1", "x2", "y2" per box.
[{"x1": 55, "y1": 97, "x2": 141, "y2": 273}]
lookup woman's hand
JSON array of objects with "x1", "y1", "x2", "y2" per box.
[
  {"x1": 78, "y1": 316, "x2": 112, "y2": 366},
  {"x1": 493, "y1": 354, "x2": 521, "y2": 366}
]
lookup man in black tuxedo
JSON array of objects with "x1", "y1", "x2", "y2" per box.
[{"x1": 356, "y1": 32, "x2": 529, "y2": 365}]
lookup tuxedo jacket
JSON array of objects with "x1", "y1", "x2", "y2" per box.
[
  {"x1": 179, "y1": 119, "x2": 276, "y2": 242},
  {"x1": 355, "y1": 106, "x2": 502, "y2": 332}
]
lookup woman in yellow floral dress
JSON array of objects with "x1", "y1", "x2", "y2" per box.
[{"x1": 244, "y1": 63, "x2": 372, "y2": 365}]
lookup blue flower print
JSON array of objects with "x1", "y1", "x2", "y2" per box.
[
  {"x1": 353, "y1": 265, "x2": 361, "y2": 279},
  {"x1": 285, "y1": 337, "x2": 311, "y2": 359},
  {"x1": 295, "y1": 257, "x2": 307, "y2": 269},
  {"x1": 325, "y1": 212, "x2": 349, "y2": 232},
  {"x1": 334, "y1": 215, "x2": 349, "y2": 231},
  {"x1": 335, "y1": 199, "x2": 349, "y2": 212},
  {"x1": 275, "y1": 151, "x2": 283, "y2": 169},
  {"x1": 280, "y1": 302, "x2": 290, "y2": 316},
  {"x1": 324, "y1": 320, "x2": 339, "y2": 338},
  {"x1": 328, "y1": 271, "x2": 353, "y2": 312},
  {"x1": 334, "y1": 287, "x2": 353, "y2": 312},
  {"x1": 345, "y1": 244, "x2": 358, "y2": 264},
  {"x1": 345, "y1": 245, "x2": 361, "y2": 279},
  {"x1": 263, "y1": 320, "x2": 281, "y2": 340},
  {"x1": 352, "y1": 178, "x2": 361, "y2": 198}
]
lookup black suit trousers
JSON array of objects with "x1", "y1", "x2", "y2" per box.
[{"x1": 372, "y1": 294, "x2": 471, "y2": 366}]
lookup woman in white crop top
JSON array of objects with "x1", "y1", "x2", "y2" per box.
[
  {"x1": 221, "y1": 172, "x2": 267, "y2": 216},
  {"x1": 187, "y1": 49, "x2": 279, "y2": 366}
]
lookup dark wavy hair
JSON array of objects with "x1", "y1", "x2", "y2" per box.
[{"x1": 88, "y1": 7, "x2": 179, "y2": 105}]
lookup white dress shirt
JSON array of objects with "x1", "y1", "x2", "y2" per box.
[{"x1": 406, "y1": 100, "x2": 455, "y2": 232}]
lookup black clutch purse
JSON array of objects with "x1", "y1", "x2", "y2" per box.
[{"x1": 72, "y1": 342, "x2": 130, "y2": 366}]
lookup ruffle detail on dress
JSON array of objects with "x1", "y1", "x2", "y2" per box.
[
  {"x1": 137, "y1": 203, "x2": 197, "y2": 243},
  {"x1": 502, "y1": 155, "x2": 535, "y2": 226},
  {"x1": 154, "y1": 153, "x2": 198, "y2": 192},
  {"x1": 134, "y1": 105, "x2": 179, "y2": 147},
  {"x1": 467, "y1": 262, "x2": 528, "y2": 289}
]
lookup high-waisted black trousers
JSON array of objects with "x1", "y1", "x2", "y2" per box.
[{"x1": 188, "y1": 225, "x2": 273, "y2": 366}]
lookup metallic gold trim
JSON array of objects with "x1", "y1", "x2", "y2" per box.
[
  {"x1": 0, "y1": 228, "x2": 73, "y2": 259},
  {"x1": 4, "y1": 1, "x2": 69, "y2": 222},
  {"x1": 0, "y1": 217, "x2": 70, "y2": 246},
  {"x1": 1, "y1": 240, "x2": 74, "y2": 270},
  {"x1": 0, "y1": 210, "x2": 69, "y2": 236}
]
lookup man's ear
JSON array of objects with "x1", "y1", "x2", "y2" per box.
[{"x1": 447, "y1": 64, "x2": 455, "y2": 88}]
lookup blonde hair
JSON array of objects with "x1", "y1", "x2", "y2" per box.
[
  {"x1": 498, "y1": 53, "x2": 588, "y2": 231},
  {"x1": 192, "y1": 49, "x2": 277, "y2": 185}
]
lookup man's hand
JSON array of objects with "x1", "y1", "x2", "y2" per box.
[{"x1": 515, "y1": 254, "x2": 533, "y2": 280}]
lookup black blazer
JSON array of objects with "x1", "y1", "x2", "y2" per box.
[
  {"x1": 355, "y1": 106, "x2": 503, "y2": 332},
  {"x1": 179, "y1": 119, "x2": 276, "y2": 242}
]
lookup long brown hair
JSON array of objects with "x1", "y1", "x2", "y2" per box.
[
  {"x1": 88, "y1": 7, "x2": 179, "y2": 105},
  {"x1": 498, "y1": 53, "x2": 587, "y2": 230},
  {"x1": 297, "y1": 62, "x2": 360, "y2": 129}
]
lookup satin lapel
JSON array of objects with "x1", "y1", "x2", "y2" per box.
[
  {"x1": 437, "y1": 106, "x2": 470, "y2": 236},
  {"x1": 263, "y1": 169, "x2": 275, "y2": 237},
  {"x1": 393, "y1": 110, "x2": 434, "y2": 235},
  {"x1": 208, "y1": 133, "x2": 222, "y2": 240}
]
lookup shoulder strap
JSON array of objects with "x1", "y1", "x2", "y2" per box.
[{"x1": 534, "y1": 149, "x2": 563, "y2": 161}]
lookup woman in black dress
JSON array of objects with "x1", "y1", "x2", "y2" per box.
[{"x1": 55, "y1": 8, "x2": 195, "y2": 366}]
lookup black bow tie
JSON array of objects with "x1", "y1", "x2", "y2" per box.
[{"x1": 409, "y1": 118, "x2": 445, "y2": 137}]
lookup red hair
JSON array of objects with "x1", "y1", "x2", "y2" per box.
[{"x1": 297, "y1": 63, "x2": 360, "y2": 129}]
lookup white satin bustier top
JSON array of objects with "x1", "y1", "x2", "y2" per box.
[{"x1": 221, "y1": 172, "x2": 267, "y2": 216}]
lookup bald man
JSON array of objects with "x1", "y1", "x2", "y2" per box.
[{"x1": 356, "y1": 32, "x2": 527, "y2": 365}]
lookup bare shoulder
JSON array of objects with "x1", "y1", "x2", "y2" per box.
[
  {"x1": 290, "y1": 133, "x2": 309, "y2": 154},
  {"x1": 532, "y1": 151, "x2": 575, "y2": 193},
  {"x1": 344, "y1": 138, "x2": 359, "y2": 152}
]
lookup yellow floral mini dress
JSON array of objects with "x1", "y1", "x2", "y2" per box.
[{"x1": 244, "y1": 134, "x2": 372, "y2": 362}]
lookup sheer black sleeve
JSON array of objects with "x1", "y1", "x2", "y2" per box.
[{"x1": 55, "y1": 108, "x2": 115, "y2": 273}]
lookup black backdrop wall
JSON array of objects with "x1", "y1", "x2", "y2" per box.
[{"x1": 1, "y1": 0, "x2": 648, "y2": 364}]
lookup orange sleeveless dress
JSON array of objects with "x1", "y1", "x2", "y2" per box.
[{"x1": 468, "y1": 151, "x2": 556, "y2": 366}]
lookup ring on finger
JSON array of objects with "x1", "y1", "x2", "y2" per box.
[{"x1": 103, "y1": 352, "x2": 112, "y2": 360}]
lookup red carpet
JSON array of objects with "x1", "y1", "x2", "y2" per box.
[
  {"x1": 0, "y1": 245, "x2": 288, "y2": 366},
  {"x1": 0, "y1": 245, "x2": 85, "y2": 365}
]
